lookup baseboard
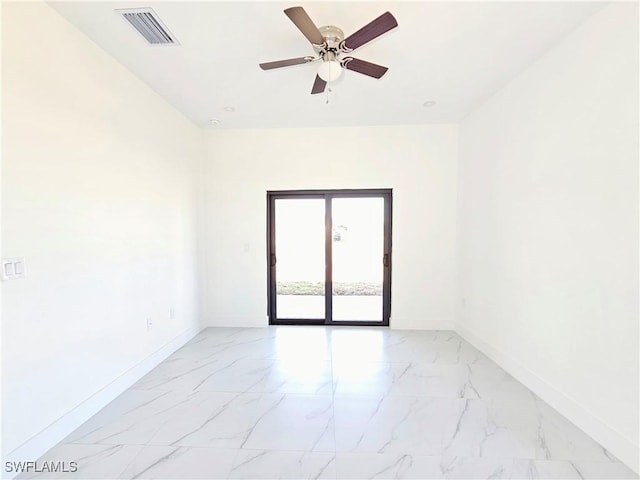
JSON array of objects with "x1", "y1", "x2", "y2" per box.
[
  {"x1": 455, "y1": 323, "x2": 639, "y2": 474},
  {"x1": 1, "y1": 325, "x2": 203, "y2": 478},
  {"x1": 391, "y1": 318, "x2": 454, "y2": 331},
  {"x1": 204, "y1": 316, "x2": 269, "y2": 328},
  {"x1": 203, "y1": 318, "x2": 454, "y2": 331}
]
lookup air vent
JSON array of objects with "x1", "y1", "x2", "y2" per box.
[{"x1": 116, "y1": 8, "x2": 178, "y2": 45}]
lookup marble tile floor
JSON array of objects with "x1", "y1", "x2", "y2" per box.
[{"x1": 25, "y1": 327, "x2": 637, "y2": 480}]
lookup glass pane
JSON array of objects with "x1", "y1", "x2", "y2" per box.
[
  {"x1": 275, "y1": 198, "x2": 325, "y2": 319},
  {"x1": 331, "y1": 197, "x2": 384, "y2": 322}
]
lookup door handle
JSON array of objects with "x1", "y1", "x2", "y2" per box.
[
  {"x1": 270, "y1": 253, "x2": 277, "y2": 267},
  {"x1": 383, "y1": 253, "x2": 389, "y2": 267}
]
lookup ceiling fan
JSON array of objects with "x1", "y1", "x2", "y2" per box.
[{"x1": 259, "y1": 7, "x2": 398, "y2": 94}]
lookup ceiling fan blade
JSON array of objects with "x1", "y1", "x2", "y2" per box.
[
  {"x1": 284, "y1": 7, "x2": 325, "y2": 46},
  {"x1": 341, "y1": 57, "x2": 389, "y2": 79},
  {"x1": 340, "y1": 12, "x2": 398, "y2": 52},
  {"x1": 259, "y1": 57, "x2": 314, "y2": 70},
  {"x1": 311, "y1": 75, "x2": 327, "y2": 94}
]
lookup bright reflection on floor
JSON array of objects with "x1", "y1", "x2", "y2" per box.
[
  {"x1": 331, "y1": 328, "x2": 385, "y2": 363},
  {"x1": 273, "y1": 327, "x2": 329, "y2": 381}
]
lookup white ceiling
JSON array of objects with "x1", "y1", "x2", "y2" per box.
[{"x1": 49, "y1": 1, "x2": 605, "y2": 129}]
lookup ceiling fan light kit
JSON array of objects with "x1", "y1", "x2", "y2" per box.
[
  {"x1": 259, "y1": 6, "x2": 398, "y2": 94},
  {"x1": 317, "y1": 60, "x2": 342, "y2": 82}
]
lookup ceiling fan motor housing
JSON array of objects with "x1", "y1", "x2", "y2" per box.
[
  {"x1": 315, "y1": 26, "x2": 344, "y2": 82},
  {"x1": 315, "y1": 25, "x2": 345, "y2": 59}
]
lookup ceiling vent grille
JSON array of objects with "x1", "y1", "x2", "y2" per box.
[{"x1": 117, "y1": 8, "x2": 178, "y2": 45}]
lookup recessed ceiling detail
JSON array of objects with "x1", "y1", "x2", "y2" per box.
[{"x1": 116, "y1": 8, "x2": 177, "y2": 45}]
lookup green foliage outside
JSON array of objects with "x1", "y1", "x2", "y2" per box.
[{"x1": 277, "y1": 281, "x2": 382, "y2": 296}]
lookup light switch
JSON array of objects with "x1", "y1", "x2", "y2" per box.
[{"x1": 2, "y1": 257, "x2": 25, "y2": 281}]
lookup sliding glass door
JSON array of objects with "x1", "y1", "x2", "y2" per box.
[
  {"x1": 331, "y1": 197, "x2": 385, "y2": 322},
  {"x1": 273, "y1": 197, "x2": 325, "y2": 320},
  {"x1": 267, "y1": 189, "x2": 391, "y2": 326}
]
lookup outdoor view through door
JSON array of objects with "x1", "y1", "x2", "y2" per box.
[{"x1": 267, "y1": 189, "x2": 391, "y2": 326}]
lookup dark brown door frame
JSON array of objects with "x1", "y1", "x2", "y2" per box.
[{"x1": 267, "y1": 189, "x2": 392, "y2": 327}]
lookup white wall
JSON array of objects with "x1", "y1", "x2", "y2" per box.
[
  {"x1": 202, "y1": 125, "x2": 458, "y2": 330},
  {"x1": 456, "y1": 2, "x2": 638, "y2": 471},
  {"x1": 2, "y1": 2, "x2": 203, "y2": 461}
]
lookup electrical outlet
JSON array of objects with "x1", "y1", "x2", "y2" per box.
[{"x1": 146, "y1": 318, "x2": 153, "y2": 331}]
